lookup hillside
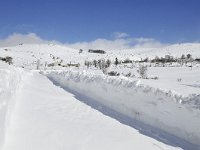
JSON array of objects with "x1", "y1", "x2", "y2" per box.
[
  {"x1": 0, "y1": 43, "x2": 200, "y2": 69},
  {"x1": 0, "y1": 43, "x2": 200, "y2": 150}
]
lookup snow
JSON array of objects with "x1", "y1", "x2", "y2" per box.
[
  {"x1": 0, "y1": 62, "x2": 24, "y2": 149},
  {"x1": 0, "y1": 43, "x2": 200, "y2": 149},
  {"x1": 46, "y1": 70, "x2": 200, "y2": 149},
  {"x1": 0, "y1": 43, "x2": 200, "y2": 69},
  {"x1": 139, "y1": 67, "x2": 200, "y2": 96},
  {"x1": 3, "y1": 71, "x2": 182, "y2": 150},
  {"x1": 120, "y1": 43, "x2": 200, "y2": 60},
  {"x1": 104, "y1": 65, "x2": 200, "y2": 97}
]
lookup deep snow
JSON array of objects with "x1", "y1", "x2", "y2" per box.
[
  {"x1": 46, "y1": 70, "x2": 200, "y2": 149},
  {"x1": 0, "y1": 43, "x2": 200, "y2": 150},
  {"x1": 0, "y1": 62, "x2": 23, "y2": 149},
  {"x1": 3, "y1": 71, "x2": 183, "y2": 150}
]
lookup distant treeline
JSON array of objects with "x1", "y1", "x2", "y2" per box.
[{"x1": 88, "y1": 49, "x2": 106, "y2": 54}]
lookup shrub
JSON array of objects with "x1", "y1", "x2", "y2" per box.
[
  {"x1": 138, "y1": 65, "x2": 148, "y2": 79},
  {"x1": 177, "y1": 78, "x2": 182, "y2": 82},
  {"x1": 151, "y1": 76, "x2": 159, "y2": 80},
  {"x1": 122, "y1": 58, "x2": 132, "y2": 64},
  {"x1": 108, "y1": 71, "x2": 120, "y2": 76},
  {"x1": 125, "y1": 72, "x2": 131, "y2": 77},
  {"x1": 106, "y1": 59, "x2": 111, "y2": 67},
  {"x1": 114, "y1": 57, "x2": 119, "y2": 66},
  {"x1": 0, "y1": 56, "x2": 13, "y2": 65}
]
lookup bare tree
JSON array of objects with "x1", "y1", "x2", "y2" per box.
[
  {"x1": 138, "y1": 65, "x2": 148, "y2": 79},
  {"x1": 79, "y1": 49, "x2": 83, "y2": 54},
  {"x1": 114, "y1": 57, "x2": 119, "y2": 66},
  {"x1": 93, "y1": 60, "x2": 97, "y2": 67},
  {"x1": 106, "y1": 59, "x2": 111, "y2": 68}
]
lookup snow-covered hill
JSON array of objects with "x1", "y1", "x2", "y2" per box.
[
  {"x1": 0, "y1": 43, "x2": 200, "y2": 150},
  {"x1": 0, "y1": 43, "x2": 200, "y2": 68}
]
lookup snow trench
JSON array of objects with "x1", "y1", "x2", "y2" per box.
[
  {"x1": 0, "y1": 63, "x2": 24, "y2": 149},
  {"x1": 46, "y1": 70, "x2": 200, "y2": 148}
]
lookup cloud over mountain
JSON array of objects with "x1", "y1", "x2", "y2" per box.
[{"x1": 0, "y1": 33, "x2": 166, "y2": 50}]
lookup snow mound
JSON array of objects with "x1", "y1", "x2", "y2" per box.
[
  {"x1": 46, "y1": 70, "x2": 200, "y2": 147},
  {"x1": 0, "y1": 62, "x2": 24, "y2": 149}
]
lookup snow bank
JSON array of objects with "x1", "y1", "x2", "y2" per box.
[
  {"x1": 0, "y1": 62, "x2": 24, "y2": 149},
  {"x1": 46, "y1": 70, "x2": 200, "y2": 147}
]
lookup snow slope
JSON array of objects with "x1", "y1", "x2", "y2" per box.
[
  {"x1": 0, "y1": 43, "x2": 200, "y2": 69},
  {"x1": 117, "y1": 43, "x2": 200, "y2": 60},
  {"x1": 3, "y1": 71, "x2": 182, "y2": 150},
  {"x1": 0, "y1": 62, "x2": 23, "y2": 149},
  {"x1": 110, "y1": 66, "x2": 200, "y2": 97},
  {"x1": 0, "y1": 43, "x2": 200, "y2": 149},
  {"x1": 0, "y1": 44, "x2": 79, "y2": 68},
  {"x1": 46, "y1": 70, "x2": 200, "y2": 149}
]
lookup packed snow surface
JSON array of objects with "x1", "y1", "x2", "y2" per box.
[{"x1": 0, "y1": 62, "x2": 23, "y2": 149}]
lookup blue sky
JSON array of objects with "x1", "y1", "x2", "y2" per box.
[{"x1": 0, "y1": 0, "x2": 200, "y2": 44}]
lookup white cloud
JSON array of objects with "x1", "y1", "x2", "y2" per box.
[
  {"x1": 0, "y1": 32, "x2": 165, "y2": 50},
  {"x1": 112, "y1": 32, "x2": 129, "y2": 39},
  {"x1": 133, "y1": 37, "x2": 165, "y2": 48},
  {"x1": 65, "y1": 38, "x2": 133, "y2": 50},
  {"x1": 66, "y1": 37, "x2": 165, "y2": 50},
  {"x1": 0, "y1": 33, "x2": 59, "y2": 47}
]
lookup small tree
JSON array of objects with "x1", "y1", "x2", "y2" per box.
[
  {"x1": 5, "y1": 56, "x2": 13, "y2": 65},
  {"x1": 181, "y1": 54, "x2": 185, "y2": 60},
  {"x1": 187, "y1": 54, "x2": 192, "y2": 59},
  {"x1": 36, "y1": 59, "x2": 40, "y2": 70},
  {"x1": 106, "y1": 59, "x2": 111, "y2": 68},
  {"x1": 98, "y1": 59, "x2": 108, "y2": 74},
  {"x1": 143, "y1": 57, "x2": 149, "y2": 62},
  {"x1": 79, "y1": 49, "x2": 83, "y2": 54},
  {"x1": 98, "y1": 60, "x2": 102, "y2": 69},
  {"x1": 138, "y1": 65, "x2": 148, "y2": 79},
  {"x1": 85, "y1": 60, "x2": 90, "y2": 69},
  {"x1": 114, "y1": 57, "x2": 119, "y2": 66},
  {"x1": 180, "y1": 54, "x2": 186, "y2": 65},
  {"x1": 93, "y1": 60, "x2": 97, "y2": 67}
]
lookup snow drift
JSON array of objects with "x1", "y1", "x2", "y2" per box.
[
  {"x1": 46, "y1": 70, "x2": 200, "y2": 148},
  {"x1": 0, "y1": 62, "x2": 23, "y2": 149}
]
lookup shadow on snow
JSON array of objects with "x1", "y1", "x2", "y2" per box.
[{"x1": 48, "y1": 76, "x2": 199, "y2": 150}]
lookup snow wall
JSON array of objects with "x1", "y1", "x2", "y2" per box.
[
  {"x1": 0, "y1": 63, "x2": 23, "y2": 149},
  {"x1": 46, "y1": 70, "x2": 200, "y2": 147}
]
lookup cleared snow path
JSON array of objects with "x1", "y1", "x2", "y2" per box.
[{"x1": 3, "y1": 72, "x2": 182, "y2": 150}]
